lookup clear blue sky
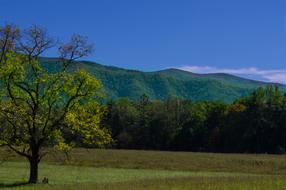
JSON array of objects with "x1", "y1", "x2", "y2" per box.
[{"x1": 2, "y1": 0, "x2": 286, "y2": 82}]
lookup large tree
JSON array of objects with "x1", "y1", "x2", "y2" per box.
[{"x1": 0, "y1": 24, "x2": 112, "y2": 183}]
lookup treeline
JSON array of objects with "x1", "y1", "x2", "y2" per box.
[{"x1": 100, "y1": 86, "x2": 286, "y2": 154}]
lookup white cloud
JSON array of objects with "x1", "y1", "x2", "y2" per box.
[{"x1": 178, "y1": 66, "x2": 286, "y2": 84}]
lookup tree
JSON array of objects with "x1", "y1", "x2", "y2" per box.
[
  {"x1": 109, "y1": 98, "x2": 138, "y2": 149},
  {"x1": 135, "y1": 94, "x2": 151, "y2": 149},
  {"x1": 0, "y1": 24, "x2": 112, "y2": 183}
]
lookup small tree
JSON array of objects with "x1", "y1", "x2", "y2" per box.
[{"x1": 0, "y1": 24, "x2": 112, "y2": 183}]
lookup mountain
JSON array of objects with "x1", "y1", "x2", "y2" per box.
[{"x1": 40, "y1": 58, "x2": 285, "y2": 103}]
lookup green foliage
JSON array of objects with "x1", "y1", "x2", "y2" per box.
[
  {"x1": 0, "y1": 53, "x2": 112, "y2": 152},
  {"x1": 104, "y1": 87, "x2": 286, "y2": 153}
]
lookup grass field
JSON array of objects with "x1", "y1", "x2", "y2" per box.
[{"x1": 0, "y1": 148, "x2": 286, "y2": 189}]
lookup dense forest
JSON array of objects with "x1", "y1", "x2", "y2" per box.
[{"x1": 97, "y1": 86, "x2": 286, "y2": 154}]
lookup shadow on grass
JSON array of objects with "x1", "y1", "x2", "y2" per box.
[{"x1": 0, "y1": 182, "x2": 29, "y2": 188}]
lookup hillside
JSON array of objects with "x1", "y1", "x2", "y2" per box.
[{"x1": 40, "y1": 58, "x2": 285, "y2": 103}]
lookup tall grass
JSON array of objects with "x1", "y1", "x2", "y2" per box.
[
  {"x1": 2, "y1": 148, "x2": 285, "y2": 174},
  {"x1": 0, "y1": 148, "x2": 286, "y2": 189}
]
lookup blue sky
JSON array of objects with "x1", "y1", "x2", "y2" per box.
[{"x1": 2, "y1": 0, "x2": 286, "y2": 83}]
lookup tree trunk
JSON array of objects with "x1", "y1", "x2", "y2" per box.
[
  {"x1": 28, "y1": 156, "x2": 39, "y2": 183},
  {"x1": 28, "y1": 149, "x2": 40, "y2": 184}
]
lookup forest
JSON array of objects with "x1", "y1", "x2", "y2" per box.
[{"x1": 99, "y1": 86, "x2": 286, "y2": 154}]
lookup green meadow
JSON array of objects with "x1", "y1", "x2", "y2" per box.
[{"x1": 0, "y1": 149, "x2": 286, "y2": 189}]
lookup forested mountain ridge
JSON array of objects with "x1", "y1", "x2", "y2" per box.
[{"x1": 40, "y1": 58, "x2": 285, "y2": 102}]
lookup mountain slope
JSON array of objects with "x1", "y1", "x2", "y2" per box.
[{"x1": 40, "y1": 58, "x2": 285, "y2": 103}]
